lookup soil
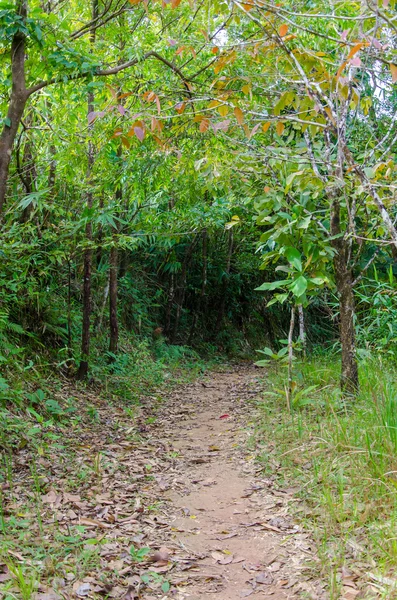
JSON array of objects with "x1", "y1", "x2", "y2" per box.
[{"x1": 1, "y1": 365, "x2": 327, "y2": 599}]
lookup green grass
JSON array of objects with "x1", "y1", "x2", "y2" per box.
[{"x1": 253, "y1": 355, "x2": 397, "y2": 599}]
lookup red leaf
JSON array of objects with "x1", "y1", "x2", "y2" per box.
[{"x1": 219, "y1": 414, "x2": 229, "y2": 419}]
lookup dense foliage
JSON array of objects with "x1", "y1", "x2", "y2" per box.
[{"x1": 0, "y1": 0, "x2": 396, "y2": 394}]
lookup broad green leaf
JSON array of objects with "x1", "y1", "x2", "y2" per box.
[
  {"x1": 290, "y1": 275, "x2": 307, "y2": 297},
  {"x1": 285, "y1": 247, "x2": 302, "y2": 271},
  {"x1": 255, "y1": 279, "x2": 289, "y2": 291}
]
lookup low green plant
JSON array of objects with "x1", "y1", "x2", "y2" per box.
[
  {"x1": 6, "y1": 563, "x2": 39, "y2": 600},
  {"x1": 129, "y1": 545, "x2": 151, "y2": 562},
  {"x1": 254, "y1": 355, "x2": 397, "y2": 597}
]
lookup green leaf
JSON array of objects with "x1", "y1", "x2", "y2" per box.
[
  {"x1": 285, "y1": 247, "x2": 302, "y2": 271},
  {"x1": 161, "y1": 582, "x2": 171, "y2": 593},
  {"x1": 255, "y1": 279, "x2": 289, "y2": 291},
  {"x1": 308, "y1": 277, "x2": 327, "y2": 285},
  {"x1": 285, "y1": 170, "x2": 304, "y2": 193},
  {"x1": 290, "y1": 275, "x2": 307, "y2": 297}
]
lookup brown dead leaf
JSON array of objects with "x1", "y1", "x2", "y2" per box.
[
  {"x1": 73, "y1": 582, "x2": 91, "y2": 597},
  {"x1": 256, "y1": 572, "x2": 273, "y2": 585},
  {"x1": 219, "y1": 555, "x2": 233, "y2": 565},
  {"x1": 79, "y1": 517, "x2": 112, "y2": 529},
  {"x1": 41, "y1": 490, "x2": 58, "y2": 504},
  {"x1": 63, "y1": 493, "x2": 81, "y2": 503}
]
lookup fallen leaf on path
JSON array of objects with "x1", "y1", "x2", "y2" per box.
[
  {"x1": 256, "y1": 572, "x2": 273, "y2": 584},
  {"x1": 41, "y1": 490, "x2": 58, "y2": 504},
  {"x1": 79, "y1": 517, "x2": 112, "y2": 529},
  {"x1": 211, "y1": 552, "x2": 225, "y2": 562},
  {"x1": 240, "y1": 589, "x2": 254, "y2": 597},
  {"x1": 341, "y1": 589, "x2": 359, "y2": 600},
  {"x1": 73, "y1": 582, "x2": 91, "y2": 597},
  {"x1": 219, "y1": 414, "x2": 230, "y2": 419}
]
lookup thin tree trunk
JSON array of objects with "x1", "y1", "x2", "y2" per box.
[
  {"x1": 20, "y1": 124, "x2": 37, "y2": 222},
  {"x1": 164, "y1": 273, "x2": 175, "y2": 337},
  {"x1": 298, "y1": 304, "x2": 306, "y2": 358},
  {"x1": 76, "y1": 0, "x2": 98, "y2": 380},
  {"x1": 215, "y1": 228, "x2": 234, "y2": 334},
  {"x1": 108, "y1": 145, "x2": 122, "y2": 356},
  {"x1": 0, "y1": 1, "x2": 28, "y2": 214},
  {"x1": 330, "y1": 197, "x2": 359, "y2": 394},
  {"x1": 286, "y1": 306, "x2": 295, "y2": 412},
  {"x1": 171, "y1": 237, "x2": 197, "y2": 344},
  {"x1": 109, "y1": 245, "x2": 119, "y2": 354},
  {"x1": 67, "y1": 258, "x2": 73, "y2": 372},
  {"x1": 188, "y1": 229, "x2": 208, "y2": 344}
]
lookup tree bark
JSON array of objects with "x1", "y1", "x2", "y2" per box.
[
  {"x1": 298, "y1": 304, "x2": 306, "y2": 358},
  {"x1": 330, "y1": 196, "x2": 359, "y2": 394},
  {"x1": 0, "y1": 1, "x2": 28, "y2": 214},
  {"x1": 286, "y1": 306, "x2": 295, "y2": 412},
  {"x1": 164, "y1": 273, "x2": 175, "y2": 337},
  {"x1": 76, "y1": 0, "x2": 98, "y2": 380}
]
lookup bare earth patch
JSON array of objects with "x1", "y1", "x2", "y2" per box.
[{"x1": 1, "y1": 366, "x2": 327, "y2": 599}]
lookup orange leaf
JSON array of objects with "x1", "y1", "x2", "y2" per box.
[
  {"x1": 171, "y1": 0, "x2": 182, "y2": 7},
  {"x1": 264, "y1": 186, "x2": 271, "y2": 193},
  {"x1": 175, "y1": 102, "x2": 186, "y2": 114},
  {"x1": 276, "y1": 121, "x2": 285, "y2": 135},
  {"x1": 234, "y1": 107, "x2": 244, "y2": 125},
  {"x1": 279, "y1": 24, "x2": 288, "y2": 37},
  {"x1": 199, "y1": 118, "x2": 210, "y2": 132},
  {"x1": 390, "y1": 63, "x2": 397, "y2": 83},
  {"x1": 128, "y1": 0, "x2": 141, "y2": 4},
  {"x1": 262, "y1": 121, "x2": 271, "y2": 133},
  {"x1": 112, "y1": 127, "x2": 123, "y2": 138},
  {"x1": 347, "y1": 42, "x2": 365, "y2": 60},
  {"x1": 121, "y1": 136, "x2": 131, "y2": 148},
  {"x1": 212, "y1": 46, "x2": 219, "y2": 54}
]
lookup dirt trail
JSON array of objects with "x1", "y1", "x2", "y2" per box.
[
  {"x1": 2, "y1": 366, "x2": 326, "y2": 599},
  {"x1": 140, "y1": 366, "x2": 324, "y2": 600}
]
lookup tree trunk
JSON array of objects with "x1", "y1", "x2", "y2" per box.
[
  {"x1": 286, "y1": 306, "x2": 295, "y2": 412},
  {"x1": 188, "y1": 229, "x2": 208, "y2": 344},
  {"x1": 109, "y1": 245, "x2": 119, "y2": 354},
  {"x1": 331, "y1": 197, "x2": 359, "y2": 394},
  {"x1": 215, "y1": 228, "x2": 234, "y2": 334},
  {"x1": 19, "y1": 123, "x2": 37, "y2": 222},
  {"x1": 298, "y1": 304, "x2": 306, "y2": 358},
  {"x1": 76, "y1": 0, "x2": 98, "y2": 380},
  {"x1": 171, "y1": 237, "x2": 197, "y2": 344},
  {"x1": 0, "y1": 1, "x2": 28, "y2": 214},
  {"x1": 164, "y1": 273, "x2": 175, "y2": 337}
]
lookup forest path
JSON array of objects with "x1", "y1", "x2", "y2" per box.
[
  {"x1": 133, "y1": 365, "x2": 324, "y2": 600},
  {"x1": 2, "y1": 366, "x2": 326, "y2": 600}
]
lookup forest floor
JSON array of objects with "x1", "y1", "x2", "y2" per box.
[{"x1": 2, "y1": 366, "x2": 333, "y2": 599}]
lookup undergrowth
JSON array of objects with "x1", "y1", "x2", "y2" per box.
[
  {"x1": 0, "y1": 329, "x2": 214, "y2": 455},
  {"x1": 254, "y1": 355, "x2": 397, "y2": 599}
]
